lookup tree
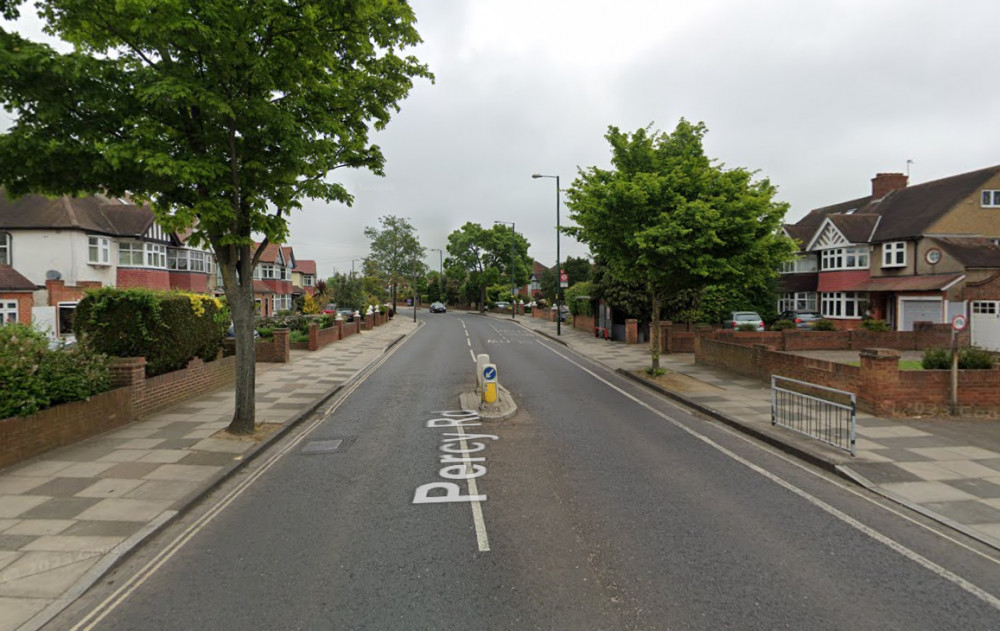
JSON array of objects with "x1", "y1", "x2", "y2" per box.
[
  {"x1": 566, "y1": 120, "x2": 795, "y2": 371},
  {"x1": 446, "y1": 222, "x2": 530, "y2": 310},
  {"x1": 364, "y1": 215, "x2": 425, "y2": 311},
  {"x1": 327, "y1": 273, "x2": 366, "y2": 312},
  {"x1": 561, "y1": 256, "x2": 593, "y2": 286},
  {"x1": 0, "y1": 1, "x2": 431, "y2": 433}
]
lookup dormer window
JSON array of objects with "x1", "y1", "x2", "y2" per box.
[
  {"x1": 882, "y1": 241, "x2": 906, "y2": 267},
  {"x1": 982, "y1": 190, "x2": 1000, "y2": 208}
]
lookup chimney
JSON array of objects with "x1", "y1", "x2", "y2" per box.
[{"x1": 871, "y1": 172, "x2": 908, "y2": 200}]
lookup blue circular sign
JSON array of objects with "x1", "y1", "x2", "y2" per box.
[{"x1": 483, "y1": 366, "x2": 497, "y2": 380}]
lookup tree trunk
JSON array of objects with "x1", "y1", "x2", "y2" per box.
[
  {"x1": 650, "y1": 291, "x2": 661, "y2": 372},
  {"x1": 222, "y1": 245, "x2": 257, "y2": 435}
]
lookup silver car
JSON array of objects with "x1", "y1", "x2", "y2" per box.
[{"x1": 728, "y1": 311, "x2": 765, "y2": 331}]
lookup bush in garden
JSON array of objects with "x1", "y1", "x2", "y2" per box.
[
  {"x1": 922, "y1": 347, "x2": 996, "y2": 370},
  {"x1": 860, "y1": 318, "x2": 891, "y2": 332},
  {"x1": 289, "y1": 329, "x2": 310, "y2": 344},
  {"x1": 921, "y1": 348, "x2": 950, "y2": 370},
  {"x1": 0, "y1": 324, "x2": 50, "y2": 418},
  {"x1": 770, "y1": 319, "x2": 796, "y2": 331},
  {"x1": 812, "y1": 319, "x2": 836, "y2": 331},
  {"x1": 38, "y1": 344, "x2": 112, "y2": 406},
  {"x1": 75, "y1": 288, "x2": 227, "y2": 377}
]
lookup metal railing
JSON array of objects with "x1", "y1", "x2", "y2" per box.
[{"x1": 771, "y1": 376, "x2": 856, "y2": 456}]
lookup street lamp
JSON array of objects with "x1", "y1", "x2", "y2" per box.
[
  {"x1": 531, "y1": 173, "x2": 561, "y2": 335},
  {"x1": 430, "y1": 248, "x2": 444, "y2": 305},
  {"x1": 494, "y1": 221, "x2": 516, "y2": 319}
]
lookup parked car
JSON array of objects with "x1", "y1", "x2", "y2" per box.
[
  {"x1": 429, "y1": 302, "x2": 447, "y2": 313},
  {"x1": 494, "y1": 301, "x2": 510, "y2": 310},
  {"x1": 727, "y1": 311, "x2": 765, "y2": 331},
  {"x1": 337, "y1": 309, "x2": 355, "y2": 322},
  {"x1": 775, "y1": 310, "x2": 823, "y2": 329}
]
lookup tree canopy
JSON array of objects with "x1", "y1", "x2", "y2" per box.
[
  {"x1": 446, "y1": 222, "x2": 531, "y2": 309},
  {"x1": 364, "y1": 215, "x2": 425, "y2": 310},
  {"x1": 0, "y1": 0, "x2": 432, "y2": 432},
  {"x1": 566, "y1": 119, "x2": 795, "y2": 369}
]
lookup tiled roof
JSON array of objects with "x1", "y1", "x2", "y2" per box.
[
  {"x1": 295, "y1": 259, "x2": 317, "y2": 275},
  {"x1": 255, "y1": 242, "x2": 284, "y2": 264},
  {"x1": 0, "y1": 190, "x2": 153, "y2": 237},
  {"x1": 932, "y1": 237, "x2": 1000, "y2": 268},
  {"x1": 853, "y1": 273, "x2": 964, "y2": 292},
  {"x1": 827, "y1": 214, "x2": 880, "y2": 244},
  {"x1": 0, "y1": 265, "x2": 38, "y2": 291}
]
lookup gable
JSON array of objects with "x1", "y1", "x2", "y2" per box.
[{"x1": 805, "y1": 218, "x2": 851, "y2": 250}]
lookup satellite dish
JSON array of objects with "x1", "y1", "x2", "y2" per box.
[{"x1": 45, "y1": 270, "x2": 62, "y2": 280}]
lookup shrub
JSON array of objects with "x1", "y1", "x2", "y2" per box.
[
  {"x1": 0, "y1": 324, "x2": 50, "y2": 418},
  {"x1": 860, "y1": 318, "x2": 891, "y2": 332},
  {"x1": 290, "y1": 330, "x2": 310, "y2": 344},
  {"x1": 922, "y1": 347, "x2": 997, "y2": 370},
  {"x1": 256, "y1": 326, "x2": 275, "y2": 339},
  {"x1": 75, "y1": 288, "x2": 227, "y2": 377},
  {"x1": 38, "y1": 344, "x2": 112, "y2": 406},
  {"x1": 812, "y1": 319, "x2": 836, "y2": 331},
  {"x1": 565, "y1": 282, "x2": 595, "y2": 316},
  {"x1": 770, "y1": 319, "x2": 796, "y2": 331},
  {"x1": 257, "y1": 314, "x2": 311, "y2": 334}
]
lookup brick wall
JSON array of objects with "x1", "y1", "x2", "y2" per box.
[
  {"x1": 45, "y1": 279, "x2": 103, "y2": 305},
  {"x1": 0, "y1": 292, "x2": 34, "y2": 325},
  {"x1": 117, "y1": 268, "x2": 171, "y2": 290},
  {"x1": 695, "y1": 337, "x2": 1000, "y2": 417},
  {"x1": 134, "y1": 355, "x2": 236, "y2": 417},
  {"x1": 573, "y1": 314, "x2": 595, "y2": 333},
  {"x1": 255, "y1": 328, "x2": 290, "y2": 363},
  {"x1": 169, "y1": 271, "x2": 209, "y2": 293}
]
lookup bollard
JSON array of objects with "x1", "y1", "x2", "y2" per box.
[
  {"x1": 476, "y1": 353, "x2": 490, "y2": 392},
  {"x1": 481, "y1": 363, "x2": 498, "y2": 405}
]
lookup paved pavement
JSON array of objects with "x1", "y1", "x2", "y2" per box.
[
  {"x1": 501, "y1": 313, "x2": 1000, "y2": 554},
  {"x1": 0, "y1": 317, "x2": 417, "y2": 631},
  {"x1": 5, "y1": 310, "x2": 1000, "y2": 629}
]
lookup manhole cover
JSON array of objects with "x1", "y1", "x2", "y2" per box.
[{"x1": 301, "y1": 439, "x2": 343, "y2": 454}]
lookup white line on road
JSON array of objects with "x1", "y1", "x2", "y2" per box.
[
  {"x1": 454, "y1": 425, "x2": 491, "y2": 552},
  {"x1": 539, "y1": 342, "x2": 1000, "y2": 613}
]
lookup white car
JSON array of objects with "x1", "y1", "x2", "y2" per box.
[{"x1": 728, "y1": 311, "x2": 765, "y2": 331}]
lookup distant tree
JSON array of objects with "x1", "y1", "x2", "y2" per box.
[
  {"x1": 328, "y1": 273, "x2": 366, "y2": 312},
  {"x1": 561, "y1": 256, "x2": 593, "y2": 286},
  {"x1": 364, "y1": 215, "x2": 425, "y2": 311},
  {"x1": 313, "y1": 279, "x2": 333, "y2": 309},
  {"x1": 0, "y1": 0, "x2": 431, "y2": 434},
  {"x1": 566, "y1": 120, "x2": 795, "y2": 370},
  {"x1": 446, "y1": 222, "x2": 528, "y2": 310},
  {"x1": 301, "y1": 293, "x2": 320, "y2": 315}
]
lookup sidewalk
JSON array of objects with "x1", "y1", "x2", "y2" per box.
[
  {"x1": 0, "y1": 317, "x2": 417, "y2": 631},
  {"x1": 501, "y1": 313, "x2": 1000, "y2": 553}
]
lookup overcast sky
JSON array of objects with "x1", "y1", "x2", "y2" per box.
[{"x1": 6, "y1": 1, "x2": 1000, "y2": 278}]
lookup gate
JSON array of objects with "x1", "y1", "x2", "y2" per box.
[
  {"x1": 972, "y1": 301, "x2": 1000, "y2": 351},
  {"x1": 771, "y1": 376, "x2": 856, "y2": 456}
]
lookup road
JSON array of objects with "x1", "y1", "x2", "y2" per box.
[{"x1": 49, "y1": 311, "x2": 1000, "y2": 630}]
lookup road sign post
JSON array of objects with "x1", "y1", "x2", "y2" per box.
[
  {"x1": 482, "y1": 364, "x2": 498, "y2": 405},
  {"x1": 951, "y1": 314, "x2": 968, "y2": 415}
]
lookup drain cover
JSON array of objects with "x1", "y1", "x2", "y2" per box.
[{"x1": 301, "y1": 439, "x2": 343, "y2": 454}]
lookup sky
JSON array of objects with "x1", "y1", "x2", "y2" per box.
[{"x1": 5, "y1": 0, "x2": 1000, "y2": 279}]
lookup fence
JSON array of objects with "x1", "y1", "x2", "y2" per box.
[{"x1": 771, "y1": 375, "x2": 856, "y2": 456}]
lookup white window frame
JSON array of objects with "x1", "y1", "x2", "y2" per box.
[
  {"x1": 981, "y1": 190, "x2": 1000, "y2": 208},
  {"x1": 88, "y1": 236, "x2": 111, "y2": 265},
  {"x1": 0, "y1": 300, "x2": 18, "y2": 325},
  {"x1": 820, "y1": 247, "x2": 869, "y2": 271},
  {"x1": 303, "y1": 274, "x2": 314, "y2": 287},
  {"x1": 144, "y1": 243, "x2": 167, "y2": 269},
  {"x1": 118, "y1": 241, "x2": 144, "y2": 266},
  {"x1": 778, "y1": 292, "x2": 818, "y2": 312},
  {"x1": 882, "y1": 241, "x2": 906, "y2": 268},
  {"x1": 0, "y1": 231, "x2": 11, "y2": 265},
  {"x1": 821, "y1": 292, "x2": 867, "y2": 319}
]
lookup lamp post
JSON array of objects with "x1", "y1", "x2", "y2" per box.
[
  {"x1": 531, "y1": 173, "x2": 561, "y2": 335},
  {"x1": 494, "y1": 221, "x2": 516, "y2": 319},
  {"x1": 430, "y1": 248, "x2": 443, "y2": 304}
]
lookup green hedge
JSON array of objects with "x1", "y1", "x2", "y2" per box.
[
  {"x1": 922, "y1": 347, "x2": 996, "y2": 370},
  {"x1": 0, "y1": 324, "x2": 111, "y2": 418},
  {"x1": 75, "y1": 288, "x2": 228, "y2": 377}
]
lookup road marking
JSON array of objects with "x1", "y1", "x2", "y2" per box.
[
  {"x1": 66, "y1": 334, "x2": 413, "y2": 631},
  {"x1": 539, "y1": 342, "x2": 1000, "y2": 613},
  {"x1": 455, "y1": 425, "x2": 491, "y2": 552}
]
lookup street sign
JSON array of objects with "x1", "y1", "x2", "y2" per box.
[
  {"x1": 483, "y1": 365, "x2": 496, "y2": 381},
  {"x1": 559, "y1": 272, "x2": 569, "y2": 283},
  {"x1": 952, "y1": 314, "x2": 967, "y2": 331}
]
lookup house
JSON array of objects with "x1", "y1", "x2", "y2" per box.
[
  {"x1": 291, "y1": 258, "x2": 317, "y2": 298},
  {"x1": 518, "y1": 260, "x2": 549, "y2": 298},
  {"x1": 0, "y1": 191, "x2": 217, "y2": 338},
  {"x1": 780, "y1": 166, "x2": 1000, "y2": 348},
  {"x1": 250, "y1": 243, "x2": 294, "y2": 316}
]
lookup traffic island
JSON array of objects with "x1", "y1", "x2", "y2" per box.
[{"x1": 460, "y1": 386, "x2": 518, "y2": 422}]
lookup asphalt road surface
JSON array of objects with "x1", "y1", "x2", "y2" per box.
[{"x1": 50, "y1": 311, "x2": 1000, "y2": 630}]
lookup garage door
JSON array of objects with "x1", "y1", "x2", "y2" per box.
[
  {"x1": 972, "y1": 301, "x2": 1000, "y2": 351},
  {"x1": 900, "y1": 299, "x2": 941, "y2": 331}
]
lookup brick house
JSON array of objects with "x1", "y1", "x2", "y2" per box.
[
  {"x1": 250, "y1": 242, "x2": 294, "y2": 317},
  {"x1": 0, "y1": 191, "x2": 216, "y2": 338},
  {"x1": 0, "y1": 265, "x2": 38, "y2": 326},
  {"x1": 780, "y1": 166, "x2": 1000, "y2": 347},
  {"x1": 292, "y1": 258, "x2": 317, "y2": 298}
]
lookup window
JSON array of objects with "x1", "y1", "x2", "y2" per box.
[
  {"x1": 778, "y1": 292, "x2": 818, "y2": 312},
  {"x1": 118, "y1": 241, "x2": 144, "y2": 266},
  {"x1": 145, "y1": 243, "x2": 167, "y2": 269},
  {"x1": 821, "y1": 292, "x2": 867, "y2": 318},
  {"x1": 780, "y1": 260, "x2": 796, "y2": 274},
  {"x1": 973, "y1": 301, "x2": 998, "y2": 315},
  {"x1": 882, "y1": 242, "x2": 906, "y2": 267},
  {"x1": 0, "y1": 300, "x2": 18, "y2": 325},
  {"x1": 0, "y1": 231, "x2": 10, "y2": 265},
  {"x1": 168, "y1": 249, "x2": 208, "y2": 272},
  {"x1": 303, "y1": 274, "x2": 314, "y2": 287},
  {"x1": 58, "y1": 302, "x2": 77, "y2": 335},
  {"x1": 982, "y1": 190, "x2": 1000, "y2": 208},
  {"x1": 167, "y1": 249, "x2": 188, "y2": 270},
  {"x1": 88, "y1": 236, "x2": 110, "y2": 265},
  {"x1": 820, "y1": 247, "x2": 868, "y2": 271}
]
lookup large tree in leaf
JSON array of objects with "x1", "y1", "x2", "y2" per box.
[
  {"x1": 0, "y1": 0, "x2": 431, "y2": 433},
  {"x1": 446, "y1": 222, "x2": 530, "y2": 310},
  {"x1": 565, "y1": 120, "x2": 795, "y2": 370},
  {"x1": 364, "y1": 215, "x2": 425, "y2": 311}
]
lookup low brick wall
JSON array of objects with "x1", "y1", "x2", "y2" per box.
[
  {"x1": 0, "y1": 387, "x2": 133, "y2": 470},
  {"x1": 131, "y1": 356, "x2": 237, "y2": 418},
  {"x1": 255, "y1": 328, "x2": 291, "y2": 363},
  {"x1": 573, "y1": 314, "x2": 595, "y2": 333},
  {"x1": 695, "y1": 337, "x2": 1000, "y2": 417}
]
